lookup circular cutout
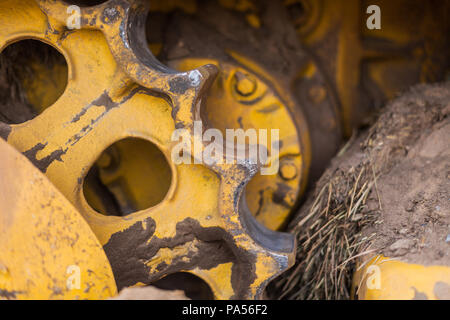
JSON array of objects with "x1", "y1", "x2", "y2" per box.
[
  {"x1": 83, "y1": 138, "x2": 172, "y2": 216},
  {"x1": 0, "y1": 39, "x2": 68, "y2": 124}
]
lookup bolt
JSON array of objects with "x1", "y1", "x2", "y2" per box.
[
  {"x1": 234, "y1": 71, "x2": 257, "y2": 97},
  {"x1": 279, "y1": 161, "x2": 298, "y2": 181}
]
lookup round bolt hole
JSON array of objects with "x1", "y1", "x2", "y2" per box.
[
  {"x1": 0, "y1": 39, "x2": 68, "y2": 124},
  {"x1": 279, "y1": 161, "x2": 298, "y2": 181},
  {"x1": 233, "y1": 71, "x2": 257, "y2": 97},
  {"x1": 83, "y1": 138, "x2": 172, "y2": 216}
]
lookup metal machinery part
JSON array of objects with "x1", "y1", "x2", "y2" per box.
[
  {"x1": 81, "y1": 52, "x2": 318, "y2": 230},
  {"x1": 283, "y1": 0, "x2": 450, "y2": 136},
  {"x1": 0, "y1": 0, "x2": 448, "y2": 300},
  {"x1": 82, "y1": 54, "x2": 313, "y2": 230},
  {"x1": 5, "y1": 0, "x2": 342, "y2": 232},
  {"x1": 0, "y1": 0, "x2": 342, "y2": 233},
  {"x1": 167, "y1": 57, "x2": 308, "y2": 230},
  {"x1": 353, "y1": 255, "x2": 450, "y2": 300},
  {"x1": 147, "y1": 0, "x2": 343, "y2": 228},
  {"x1": 0, "y1": 138, "x2": 117, "y2": 299},
  {"x1": 0, "y1": 0, "x2": 299, "y2": 299},
  {"x1": 140, "y1": 0, "x2": 449, "y2": 229}
]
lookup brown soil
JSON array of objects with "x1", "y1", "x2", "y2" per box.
[
  {"x1": 361, "y1": 83, "x2": 450, "y2": 266},
  {"x1": 271, "y1": 82, "x2": 450, "y2": 299}
]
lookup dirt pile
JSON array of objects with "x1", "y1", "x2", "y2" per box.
[
  {"x1": 365, "y1": 88, "x2": 449, "y2": 266},
  {"x1": 270, "y1": 82, "x2": 450, "y2": 300}
]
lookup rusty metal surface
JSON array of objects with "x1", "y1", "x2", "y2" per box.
[{"x1": 0, "y1": 0, "x2": 296, "y2": 299}]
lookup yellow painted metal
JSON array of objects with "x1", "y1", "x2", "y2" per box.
[
  {"x1": 1, "y1": 0, "x2": 446, "y2": 300},
  {"x1": 352, "y1": 255, "x2": 450, "y2": 300},
  {"x1": 169, "y1": 57, "x2": 309, "y2": 230},
  {"x1": 14, "y1": 18, "x2": 312, "y2": 231},
  {"x1": 0, "y1": 0, "x2": 295, "y2": 299},
  {"x1": 290, "y1": 0, "x2": 449, "y2": 136},
  {"x1": 0, "y1": 138, "x2": 117, "y2": 300},
  {"x1": 16, "y1": 43, "x2": 309, "y2": 231}
]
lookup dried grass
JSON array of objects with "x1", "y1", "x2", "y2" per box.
[{"x1": 270, "y1": 133, "x2": 382, "y2": 300}]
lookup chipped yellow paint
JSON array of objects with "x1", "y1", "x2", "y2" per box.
[
  {"x1": 12, "y1": 5, "x2": 312, "y2": 232},
  {"x1": 146, "y1": 240, "x2": 201, "y2": 274},
  {"x1": 193, "y1": 263, "x2": 235, "y2": 300},
  {"x1": 0, "y1": 139, "x2": 117, "y2": 300},
  {"x1": 353, "y1": 255, "x2": 450, "y2": 300},
  {"x1": 0, "y1": 0, "x2": 295, "y2": 299}
]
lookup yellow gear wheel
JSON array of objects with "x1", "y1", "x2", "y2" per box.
[{"x1": 0, "y1": 0, "x2": 296, "y2": 299}]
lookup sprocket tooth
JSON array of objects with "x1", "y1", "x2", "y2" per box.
[{"x1": 211, "y1": 165, "x2": 296, "y2": 299}]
